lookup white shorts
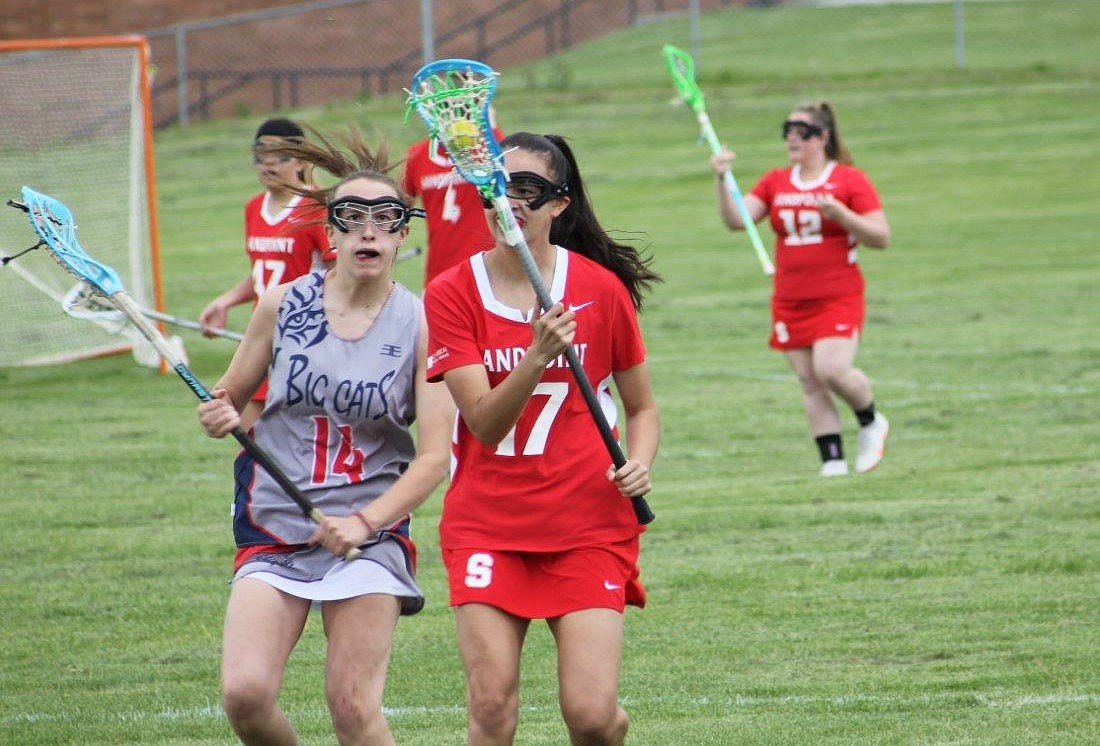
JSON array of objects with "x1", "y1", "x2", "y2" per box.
[{"x1": 234, "y1": 540, "x2": 424, "y2": 615}]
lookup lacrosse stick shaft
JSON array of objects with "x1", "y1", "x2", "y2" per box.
[
  {"x1": 695, "y1": 111, "x2": 775, "y2": 276},
  {"x1": 139, "y1": 307, "x2": 242, "y2": 341},
  {"x1": 397, "y1": 245, "x2": 423, "y2": 263},
  {"x1": 491, "y1": 196, "x2": 655, "y2": 525},
  {"x1": 108, "y1": 290, "x2": 360, "y2": 560}
]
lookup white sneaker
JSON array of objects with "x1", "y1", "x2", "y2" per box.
[
  {"x1": 819, "y1": 459, "x2": 849, "y2": 477},
  {"x1": 855, "y1": 412, "x2": 890, "y2": 473}
]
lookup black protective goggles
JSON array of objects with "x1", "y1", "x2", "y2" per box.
[
  {"x1": 327, "y1": 196, "x2": 425, "y2": 234},
  {"x1": 781, "y1": 120, "x2": 824, "y2": 140},
  {"x1": 480, "y1": 171, "x2": 568, "y2": 210}
]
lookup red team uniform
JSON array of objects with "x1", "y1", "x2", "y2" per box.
[
  {"x1": 402, "y1": 130, "x2": 503, "y2": 284},
  {"x1": 242, "y1": 191, "x2": 329, "y2": 401},
  {"x1": 424, "y1": 248, "x2": 647, "y2": 617},
  {"x1": 750, "y1": 162, "x2": 882, "y2": 350}
]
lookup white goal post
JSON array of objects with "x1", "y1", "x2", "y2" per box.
[{"x1": 0, "y1": 36, "x2": 166, "y2": 367}]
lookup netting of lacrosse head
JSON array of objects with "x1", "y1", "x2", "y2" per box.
[
  {"x1": 20, "y1": 187, "x2": 125, "y2": 297},
  {"x1": 662, "y1": 44, "x2": 704, "y2": 112},
  {"x1": 62, "y1": 281, "x2": 125, "y2": 323},
  {"x1": 406, "y1": 59, "x2": 505, "y2": 197}
]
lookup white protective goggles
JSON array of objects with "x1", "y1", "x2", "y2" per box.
[{"x1": 328, "y1": 196, "x2": 424, "y2": 234}]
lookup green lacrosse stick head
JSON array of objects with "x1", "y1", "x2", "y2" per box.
[
  {"x1": 406, "y1": 58, "x2": 505, "y2": 199},
  {"x1": 663, "y1": 44, "x2": 705, "y2": 113}
]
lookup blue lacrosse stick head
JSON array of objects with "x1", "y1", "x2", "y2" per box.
[{"x1": 20, "y1": 186, "x2": 125, "y2": 296}]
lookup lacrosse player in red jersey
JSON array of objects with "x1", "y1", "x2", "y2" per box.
[
  {"x1": 402, "y1": 105, "x2": 503, "y2": 285},
  {"x1": 710, "y1": 101, "x2": 892, "y2": 477},
  {"x1": 199, "y1": 117, "x2": 332, "y2": 430},
  {"x1": 423, "y1": 132, "x2": 661, "y2": 746}
]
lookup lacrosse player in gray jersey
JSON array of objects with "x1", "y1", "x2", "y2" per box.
[{"x1": 197, "y1": 130, "x2": 453, "y2": 746}]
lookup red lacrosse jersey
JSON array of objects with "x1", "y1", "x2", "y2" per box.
[
  {"x1": 751, "y1": 162, "x2": 882, "y2": 301},
  {"x1": 243, "y1": 192, "x2": 329, "y2": 299},
  {"x1": 424, "y1": 248, "x2": 647, "y2": 552},
  {"x1": 402, "y1": 129, "x2": 503, "y2": 284}
]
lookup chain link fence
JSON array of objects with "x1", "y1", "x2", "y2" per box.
[{"x1": 143, "y1": 0, "x2": 774, "y2": 129}]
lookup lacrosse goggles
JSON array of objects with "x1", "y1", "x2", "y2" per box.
[
  {"x1": 781, "y1": 120, "x2": 824, "y2": 140},
  {"x1": 328, "y1": 196, "x2": 426, "y2": 233},
  {"x1": 480, "y1": 171, "x2": 568, "y2": 210}
]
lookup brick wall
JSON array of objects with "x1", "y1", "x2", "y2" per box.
[
  {"x1": 3, "y1": 0, "x2": 760, "y2": 126},
  {"x1": 1, "y1": 1, "x2": 305, "y2": 40}
]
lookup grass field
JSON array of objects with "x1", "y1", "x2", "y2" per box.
[{"x1": 2, "y1": 1, "x2": 1098, "y2": 743}]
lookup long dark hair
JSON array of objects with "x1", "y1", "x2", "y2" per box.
[{"x1": 500, "y1": 132, "x2": 661, "y2": 310}]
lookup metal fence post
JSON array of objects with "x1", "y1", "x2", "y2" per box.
[
  {"x1": 690, "y1": 0, "x2": 701, "y2": 66},
  {"x1": 175, "y1": 27, "x2": 188, "y2": 127},
  {"x1": 954, "y1": 0, "x2": 966, "y2": 69},
  {"x1": 421, "y1": 0, "x2": 434, "y2": 65}
]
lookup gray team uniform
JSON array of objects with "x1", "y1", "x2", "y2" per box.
[{"x1": 231, "y1": 271, "x2": 424, "y2": 614}]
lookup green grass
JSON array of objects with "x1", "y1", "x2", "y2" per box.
[{"x1": 2, "y1": 1, "x2": 1098, "y2": 743}]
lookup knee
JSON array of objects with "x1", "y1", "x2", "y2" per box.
[
  {"x1": 812, "y1": 361, "x2": 847, "y2": 390},
  {"x1": 326, "y1": 684, "x2": 386, "y2": 740},
  {"x1": 796, "y1": 368, "x2": 828, "y2": 397},
  {"x1": 561, "y1": 700, "x2": 628, "y2": 744},
  {"x1": 221, "y1": 676, "x2": 277, "y2": 728},
  {"x1": 468, "y1": 689, "x2": 519, "y2": 739}
]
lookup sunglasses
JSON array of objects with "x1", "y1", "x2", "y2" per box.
[
  {"x1": 480, "y1": 171, "x2": 568, "y2": 210},
  {"x1": 328, "y1": 196, "x2": 425, "y2": 233},
  {"x1": 781, "y1": 120, "x2": 824, "y2": 140}
]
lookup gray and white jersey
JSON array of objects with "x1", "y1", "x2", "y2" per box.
[{"x1": 233, "y1": 272, "x2": 420, "y2": 546}]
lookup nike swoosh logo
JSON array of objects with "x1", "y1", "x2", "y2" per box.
[
  {"x1": 568, "y1": 301, "x2": 595, "y2": 313},
  {"x1": 604, "y1": 580, "x2": 622, "y2": 591}
]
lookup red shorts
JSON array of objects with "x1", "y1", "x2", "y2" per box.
[
  {"x1": 442, "y1": 539, "x2": 646, "y2": 618},
  {"x1": 769, "y1": 294, "x2": 865, "y2": 350}
]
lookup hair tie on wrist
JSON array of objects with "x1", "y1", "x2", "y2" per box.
[{"x1": 354, "y1": 512, "x2": 377, "y2": 538}]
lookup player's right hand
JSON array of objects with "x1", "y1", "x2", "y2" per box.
[
  {"x1": 710, "y1": 146, "x2": 735, "y2": 176},
  {"x1": 198, "y1": 302, "x2": 228, "y2": 338},
  {"x1": 197, "y1": 388, "x2": 240, "y2": 438},
  {"x1": 529, "y1": 303, "x2": 575, "y2": 366}
]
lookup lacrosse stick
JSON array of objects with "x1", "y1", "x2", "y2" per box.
[
  {"x1": 59, "y1": 282, "x2": 242, "y2": 341},
  {"x1": 8, "y1": 188, "x2": 360, "y2": 560},
  {"x1": 663, "y1": 44, "x2": 775, "y2": 276},
  {"x1": 61, "y1": 246, "x2": 426, "y2": 339},
  {"x1": 407, "y1": 59, "x2": 654, "y2": 526},
  {"x1": 397, "y1": 245, "x2": 423, "y2": 263},
  {"x1": 2, "y1": 245, "x2": 191, "y2": 367}
]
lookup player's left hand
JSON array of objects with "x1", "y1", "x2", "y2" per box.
[
  {"x1": 815, "y1": 192, "x2": 846, "y2": 221},
  {"x1": 608, "y1": 459, "x2": 652, "y2": 498},
  {"x1": 309, "y1": 514, "x2": 376, "y2": 557}
]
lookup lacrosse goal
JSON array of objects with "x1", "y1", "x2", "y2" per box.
[{"x1": 0, "y1": 36, "x2": 165, "y2": 366}]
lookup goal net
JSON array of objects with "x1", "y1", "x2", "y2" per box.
[{"x1": 0, "y1": 36, "x2": 165, "y2": 367}]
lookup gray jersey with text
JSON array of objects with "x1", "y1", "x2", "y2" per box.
[{"x1": 232, "y1": 272, "x2": 420, "y2": 546}]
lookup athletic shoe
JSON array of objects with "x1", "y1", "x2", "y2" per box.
[
  {"x1": 819, "y1": 459, "x2": 849, "y2": 477},
  {"x1": 855, "y1": 412, "x2": 890, "y2": 473}
]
